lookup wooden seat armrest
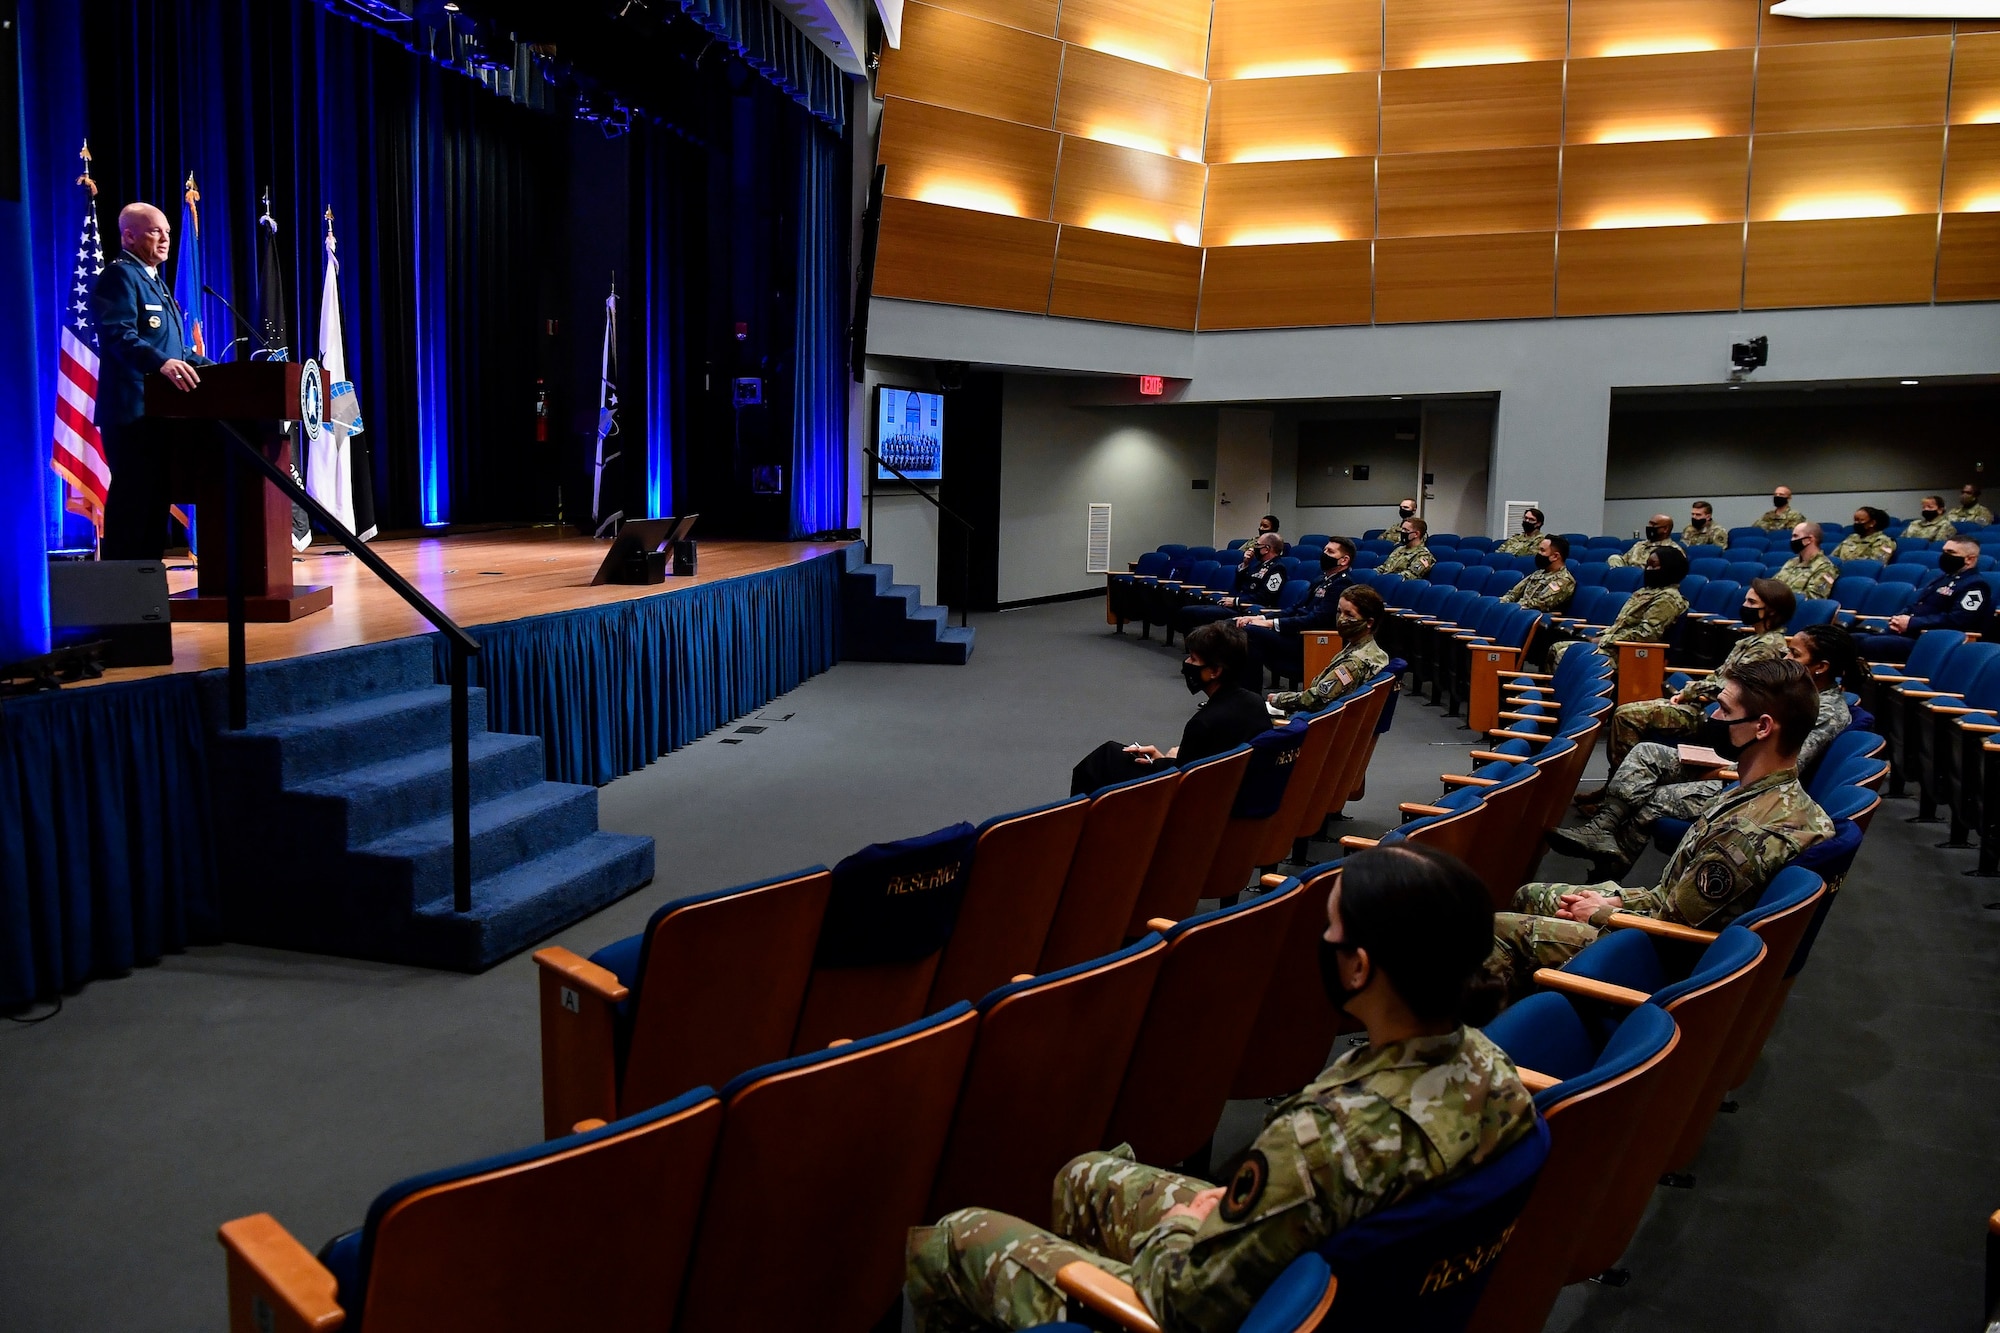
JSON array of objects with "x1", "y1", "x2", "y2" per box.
[
  {"x1": 1487, "y1": 728, "x2": 1546, "y2": 742},
  {"x1": 1717, "y1": 768, "x2": 1739, "y2": 782},
  {"x1": 1534, "y1": 968, "x2": 1649, "y2": 1007},
  {"x1": 532, "y1": 946, "x2": 629, "y2": 1003},
  {"x1": 1931, "y1": 704, "x2": 1983, "y2": 715},
  {"x1": 1057, "y1": 1263, "x2": 1162, "y2": 1333},
  {"x1": 1605, "y1": 912, "x2": 1716, "y2": 944},
  {"x1": 1902, "y1": 690, "x2": 1963, "y2": 700},
  {"x1": 1145, "y1": 917, "x2": 1178, "y2": 933},
  {"x1": 1441, "y1": 773, "x2": 1502, "y2": 787},
  {"x1": 1509, "y1": 671, "x2": 1555, "y2": 680},
  {"x1": 1676, "y1": 667, "x2": 1716, "y2": 678},
  {"x1": 219, "y1": 1215, "x2": 346, "y2": 1333},
  {"x1": 1986, "y1": 739, "x2": 2000, "y2": 752},
  {"x1": 1467, "y1": 750, "x2": 1516, "y2": 763},
  {"x1": 1338, "y1": 835, "x2": 1380, "y2": 850},
  {"x1": 1260, "y1": 873, "x2": 1291, "y2": 888},
  {"x1": 1959, "y1": 720, "x2": 2000, "y2": 734},
  {"x1": 1497, "y1": 710, "x2": 1546, "y2": 722},
  {"x1": 1866, "y1": 670, "x2": 1920, "y2": 682},
  {"x1": 1400, "y1": 802, "x2": 1454, "y2": 817},
  {"x1": 1516, "y1": 1067, "x2": 1561, "y2": 1093}
]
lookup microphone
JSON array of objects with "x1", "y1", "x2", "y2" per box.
[{"x1": 201, "y1": 283, "x2": 276, "y2": 360}]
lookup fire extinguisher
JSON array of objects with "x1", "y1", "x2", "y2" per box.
[{"x1": 534, "y1": 379, "x2": 548, "y2": 442}]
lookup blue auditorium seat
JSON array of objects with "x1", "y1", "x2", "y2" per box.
[{"x1": 1689, "y1": 557, "x2": 1729, "y2": 580}]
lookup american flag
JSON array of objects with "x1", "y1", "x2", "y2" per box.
[{"x1": 49, "y1": 193, "x2": 110, "y2": 533}]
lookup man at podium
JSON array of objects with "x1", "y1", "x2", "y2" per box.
[{"x1": 92, "y1": 201, "x2": 211, "y2": 559}]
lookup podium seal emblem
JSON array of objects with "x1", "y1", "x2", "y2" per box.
[{"x1": 299, "y1": 358, "x2": 325, "y2": 443}]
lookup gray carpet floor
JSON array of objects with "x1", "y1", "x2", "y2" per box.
[{"x1": 1, "y1": 599, "x2": 1994, "y2": 1331}]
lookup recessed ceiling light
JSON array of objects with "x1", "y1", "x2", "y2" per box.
[{"x1": 1901, "y1": 379, "x2": 1919, "y2": 385}]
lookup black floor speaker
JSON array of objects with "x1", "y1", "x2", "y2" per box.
[
  {"x1": 48, "y1": 560, "x2": 174, "y2": 666},
  {"x1": 673, "y1": 540, "x2": 698, "y2": 576}
]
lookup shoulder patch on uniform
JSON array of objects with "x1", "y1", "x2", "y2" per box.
[
  {"x1": 1219, "y1": 1148, "x2": 1269, "y2": 1223},
  {"x1": 1695, "y1": 858, "x2": 1735, "y2": 902},
  {"x1": 1962, "y1": 589, "x2": 1985, "y2": 612}
]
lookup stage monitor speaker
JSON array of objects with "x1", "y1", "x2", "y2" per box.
[
  {"x1": 48, "y1": 559, "x2": 174, "y2": 666},
  {"x1": 673, "y1": 540, "x2": 698, "y2": 577}
]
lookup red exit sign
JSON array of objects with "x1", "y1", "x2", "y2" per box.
[{"x1": 1138, "y1": 375, "x2": 1164, "y2": 396}]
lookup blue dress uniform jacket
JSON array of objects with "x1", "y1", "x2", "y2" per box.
[
  {"x1": 90, "y1": 252, "x2": 210, "y2": 428},
  {"x1": 1233, "y1": 558, "x2": 1289, "y2": 607},
  {"x1": 1907, "y1": 568, "x2": 1995, "y2": 635},
  {"x1": 1267, "y1": 570, "x2": 1351, "y2": 632}
]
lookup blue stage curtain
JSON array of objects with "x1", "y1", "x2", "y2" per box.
[
  {"x1": 0, "y1": 677, "x2": 220, "y2": 1008},
  {"x1": 639, "y1": 121, "x2": 687, "y2": 522},
  {"x1": 0, "y1": 7, "x2": 51, "y2": 666},
  {"x1": 789, "y1": 120, "x2": 847, "y2": 539},
  {"x1": 676, "y1": 0, "x2": 847, "y2": 133},
  {"x1": 432, "y1": 550, "x2": 843, "y2": 787}
]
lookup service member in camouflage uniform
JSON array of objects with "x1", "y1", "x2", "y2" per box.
[
  {"x1": 1499, "y1": 535, "x2": 1575, "y2": 611},
  {"x1": 1233, "y1": 515, "x2": 1282, "y2": 556},
  {"x1": 1546, "y1": 546, "x2": 1689, "y2": 672},
  {"x1": 1377, "y1": 516, "x2": 1436, "y2": 580},
  {"x1": 1830, "y1": 507, "x2": 1897, "y2": 564},
  {"x1": 1494, "y1": 507, "x2": 1547, "y2": 557},
  {"x1": 1947, "y1": 484, "x2": 1994, "y2": 527},
  {"x1": 1487, "y1": 660, "x2": 1833, "y2": 1002},
  {"x1": 1605, "y1": 577, "x2": 1793, "y2": 768},
  {"x1": 1682, "y1": 501, "x2": 1728, "y2": 548},
  {"x1": 1773, "y1": 523, "x2": 1838, "y2": 600},
  {"x1": 1268, "y1": 586, "x2": 1392, "y2": 716},
  {"x1": 1557, "y1": 625, "x2": 1861, "y2": 878},
  {"x1": 907, "y1": 846, "x2": 1535, "y2": 1333},
  {"x1": 1901, "y1": 497, "x2": 1958, "y2": 543},
  {"x1": 1605, "y1": 515, "x2": 1682, "y2": 568},
  {"x1": 1754, "y1": 486, "x2": 1807, "y2": 531}
]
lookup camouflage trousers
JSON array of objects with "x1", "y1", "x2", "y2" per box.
[
  {"x1": 906, "y1": 1145, "x2": 1210, "y2": 1332},
  {"x1": 1484, "y1": 882, "x2": 1620, "y2": 1004},
  {"x1": 1608, "y1": 698, "x2": 1703, "y2": 769},
  {"x1": 1595, "y1": 741, "x2": 1725, "y2": 858}
]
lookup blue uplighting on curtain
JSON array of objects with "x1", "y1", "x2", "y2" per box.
[
  {"x1": 0, "y1": 12, "x2": 50, "y2": 666},
  {"x1": 676, "y1": 0, "x2": 847, "y2": 133},
  {"x1": 641, "y1": 125, "x2": 682, "y2": 521},
  {"x1": 411, "y1": 67, "x2": 451, "y2": 528},
  {"x1": 789, "y1": 121, "x2": 846, "y2": 538}
]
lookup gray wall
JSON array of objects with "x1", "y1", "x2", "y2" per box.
[
  {"x1": 868, "y1": 297, "x2": 2000, "y2": 539},
  {"x1": 861, "y1": 356, "x2": 944, "y2": 603}
]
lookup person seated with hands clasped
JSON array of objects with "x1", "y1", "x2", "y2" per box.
[
  {"x1": 1233, "y1": 536, "x2": 1355, "y2": 688},
  {"x1": 1172, "y1": 535, "x2": 1288, "y2": 643},
  {"x1": 1070, "y1": 622, "x2": 1271, "y2": 796},
  {"x1": 1265, "y1": 586, "x2": 1391, "y2": 718},
  {"x1": 906, "y1": 844, "x2": 1535, "y2": 1333}
]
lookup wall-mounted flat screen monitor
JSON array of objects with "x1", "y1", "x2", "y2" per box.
[{"x1": 874, "y1": 387, "x2": 944, "y2": 482}]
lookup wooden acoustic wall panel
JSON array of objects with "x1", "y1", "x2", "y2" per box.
[
  {"x1": 1944, "y1": 122, "x2": 2000, "y2": 212},
  {"x1": 1199, "y1": 241, "x2": 1374, "y2": 328},
  {"x1": 1937, "y1": 211, "x2": 2000, "y2": 300},
  {"x1": 1557, "y1": 224, "x2": 1745, "y2": 314},
  {"x1": 1748, "y1": 127, "x2": 1947, "y2": 221},
  {"x1": 1759, "y1": 12, "x2": 1950, "y2": 45},
  {"x1": 1564, "y1": 50, "x2": 1755, "y2": 144},
  {"x1": 1204, "y1": 73, "x2": 1382, "y2": 163},
  {"x1": 877, "y1": 98, "x2": 1061, "y2": 219},
  {"x1": 1384, "y1": 0, "x2": 1568, "y2": 69},
  {"x1": 1048, "y1": 226, "x2": 1203, "y2": 327},
  {"x1": 1202, "y1": 159, "x2": 1379, "y2": 245},
  {"x1": 872, "y1": 197, "x2": 1058, "y2": 313},
  {"x1": 1055, "y1": 45, "x2": 1210, "y2": 163},
  {"x1": 1057, "y1": 0, "x2": 1212, "y2": 76},
  {"x1": 1380, "y1": 62, "x2": 1564, "y2": 154},
  {"x1": 1951, "y1": 33, "x2": 2000, "y2": 125},
  {"x1": 877, "y1": 3, "x2": 1062, "y2": 127},
  {"x1": 1567, "y1": 0, "x2": 1760, "y2": 58},
  {"x1": 1743, "y1": 216, "x2": 1938, "y2": 308},
  {"x1": 1208, "y1": 0, "x2": 1385, "y2": 78},
  {"x1": 1377, "y1": 147, "x2": 1559, "y2": 236},
  {"x1": 1560, "y1": 137, "x2": 1750, "y2": 229},
  {"x1": 922, "y1": 0, "x2": 1058, "y2": 35},
  {"x1": 1753, "y1": 38, "x2": 1952, "y2": 135},
  {"x1": 1376, "y1": 232, "x2": 1556, "y2": 321},
  {"x1": 1051, "y1": 136, "x2": 1208, "y2": 243}
]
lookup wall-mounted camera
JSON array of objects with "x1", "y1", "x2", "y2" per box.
[{"x1": 1729, "y1": 334, "x2": 1768, "y2": 379}]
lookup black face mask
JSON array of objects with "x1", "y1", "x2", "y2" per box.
[
  {"x1": 1772, "y1": 496, "x2": 1787, "y2": 509},
  {"x1": 1534, "y1": 553, "x2": 1552, "y2": 571},
  {"x1": 1181, "y1": 661, "x2": 1209, "y2": 694},
  {"x1": 1399, "y1": 506, "x2": 1415, "y2": 520},
  {"x1": 1740, "y1": 602, "x2": 1764, "y2": 626},
  {"x1": 1691, "y1": 516, "x2": 1709, "y2": 529},
  {"x1": 1320, "y1": 553, "x2": 1342, "y2": 572},
  {"x1": 1922, "y1": 509, "x2": 1940, "y2": 521},
  {"x1": 1789, "y1": 536, "x2": 1806, "y2": 554},
  {"x1": 1318, "y1": 939, "x2": 1367, "y2": 1013},
  {"x1": 1403, "y1": 530, "x2": 1419, "y2": 545},
  {"x1": 1644, "y1": 565, "x2": 1675, "y2": 589},
  {"x1": 1940, "y1": 551, "x2": 1966, "y2": 576},
  {"x1": 1335, "y1": 615, "x2": 1363, "y2": 637},
  {"x1": 1645, "y1": 526, "x2": 1667, "y2": 542},
  {"x1": 1699, "y1": 711, "x2": 1757, "y2": 762},
  {"x1": 1522, "y1": 520, "x2": 1540, "y2": 534}
]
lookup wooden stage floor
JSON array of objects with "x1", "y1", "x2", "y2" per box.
[{"x1": 89, "y1": 529, "x2": 847, "y2": 686}]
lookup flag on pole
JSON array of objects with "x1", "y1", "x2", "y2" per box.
[
  {"x1": 48, "y1": 142, "x2": 110, "y2": 537},
  {"x1": 253, "y1": 190, "x2": 312, "y2": 551},
  {"x1": 307, "y1": 208, "x2": 362, "y2": 536},
  {"x1": 167, "y1": 172, "x2": 206, "y2": 547},
  {"x1": 591, "y1": 274, "x2": 623, "y2": 537}
]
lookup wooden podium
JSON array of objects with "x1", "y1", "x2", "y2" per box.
[{"x1": 145, "y1": 361, "x2": 334, "y2": 623}]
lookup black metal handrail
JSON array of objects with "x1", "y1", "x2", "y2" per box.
[
  {"x1": 213, "y1": 422, "x2": 481, "y2": 913},
  {"x1": 861, "y1": 446, "x2": 972, "y2": 629}
]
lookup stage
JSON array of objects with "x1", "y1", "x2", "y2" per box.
[{"x1": 84, "y1": 528, "x2": 850, "y2": 686}]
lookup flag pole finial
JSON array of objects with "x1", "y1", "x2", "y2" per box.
[{"x1": 77, "y1": 140, "x2": 97, "y2": 196}]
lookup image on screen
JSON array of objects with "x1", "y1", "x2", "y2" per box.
[{"x1": 875, "y1": 387, "x2": 944, "y2": 481}]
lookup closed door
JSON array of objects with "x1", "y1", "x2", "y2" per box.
[{"x1": 1214, "y1": 408, "x2": 1274, "y2": 548}]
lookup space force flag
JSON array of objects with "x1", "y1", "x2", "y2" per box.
[{"x1": 307, "y1": 209, "x2": 365, "y2": 536}]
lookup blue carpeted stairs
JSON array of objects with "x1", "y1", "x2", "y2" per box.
[
  {"x1": 201, "y1": 638, "x2": 653, "y2": 971},
  {"x1": 840, "y1": 542, "x2": 975, "y2": 664}
]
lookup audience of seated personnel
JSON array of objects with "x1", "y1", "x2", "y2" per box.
[
  {"x1": 1546, "y1": 545, "x2": 1690, "y2": 672},
  {"x1": 1682, "y1": 501, "x2": 1728, "y2": 547},
  {"x1": 1072, "y1": 621, "x2": 1271, "y2": 795},
  {"x1": 1555, "y1": 623, "x2": 1863, "y2": 879},
  {"x1": 1902, "y1": 496, "x2": 1958, "y2": 543},
  {"x1": 1377, "y1": 515, "x2": 1435, "y2": 580},
  {"x1": 1947, "y1": 483, "x2": 1993, "y2": 527},
  {"x1": 1607, "y1": 577, "x2": 1794, "y2": 768},
  {"x1": 905, "y1": 845, "x2": 1533, "y2": 1333},
  {"x1": 1172, "y1": 535, "x2": 1289, "y2": 641},
  {"x1": 1231, "y1": 515, "x2": 1282, "y2": 556},
  {"x1": 1493, "y1": 506, "x2": 1546, "y2": 557},
  {"x1": 1774, "y1": 522, "x2": 1838, "y2": 600},
  {"x1": 1832, "y1": 508, "x2": 1896, "y2": 563},
  {"x1": 1852, "y1": 538, "x2": 1995, "y2": 663},
  {"x1": 1484, "y1": 658, "x2": 1834, "y2": 1003},
  {"x1": 1605, "y1": 515, "x2": 1681, "y2": 568},
  {"x1": 1756, "y1": 486, "x2": 1807, "y2": 531},
  {"x1": 1267, "y1": 585, "x2": 1391, "y2": 718},
  {"x1": 1234, "y1": 536, "x2": 1354, "y2": 688},
  {"x1": 1499, "y1": 534, "x2": 1575, "y2": 611}
]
